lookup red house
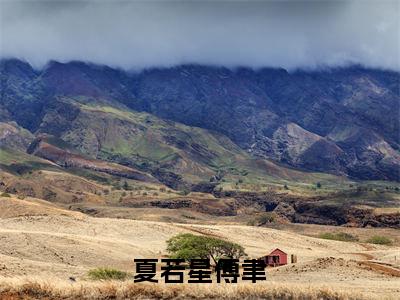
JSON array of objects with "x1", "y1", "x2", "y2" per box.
[{"x1": 260, "y1": 248, "x2": 288, "y2": 267}]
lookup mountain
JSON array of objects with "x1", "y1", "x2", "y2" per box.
[{"x1": 1, "y1": 59, "x2": 399, "y2": 182}]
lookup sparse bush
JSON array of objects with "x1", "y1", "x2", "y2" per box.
[
  {"x1": 1, "y1": 192, "x2": 11, "y2": 197},
  {"x1": 159, "y1": 187, "x2": 166, "y2": 192},
  {"x1": 122, "y1": 181, "x2": 133, "y2": 191},
  {"x1": 153, "y1": 192, "x2": 159, "y2": 196},
  {"x1": 87, "y1": 268, "x2": 128, "y2": 281},
  {"x1": 257, "y1": 212, "x2": 275, "y2": 225},
  {"x1": 182, "y1": 214, "x2": 195, "y2": 220},
  {"x1": 103, "y1": 189, "x2": 110, "y2": 195},
  {"x1": 318, "y1": 232, "x2": 358, "y2": 242},
  {"x1": 246, "y1": 219, "x2": 256, "y2": 226},
  {"x1": 121, "y1": 191, "x2": 127, "y2": 197},
  {"x1": 248, "y1": 212, "x2": 276, "y2": 226},
  {"x1": 142, "y1": 192, "x2": 148, "y2": 196},
  {"x1": 366, "y1": 235, "x2": 392, "y2": 245},
  {"x1": 43, "y1": 188, "x2": 57, "y2": 201}
]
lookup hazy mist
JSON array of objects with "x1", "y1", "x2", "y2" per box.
[{"x1": 1, "y1": 0, "x2": 399, "y2": 70}]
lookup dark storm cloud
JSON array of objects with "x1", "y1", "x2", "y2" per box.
[{"x1": 0, "y1": 0, "x2": 399, "y2": 70}]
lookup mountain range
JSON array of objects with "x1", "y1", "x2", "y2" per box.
[{"x1": 1, "y1": 58, "x2": 399, "y2": 184}]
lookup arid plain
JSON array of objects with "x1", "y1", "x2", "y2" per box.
[{"x1": 0, "y1": 195, "x2": 399, "y2": 299}]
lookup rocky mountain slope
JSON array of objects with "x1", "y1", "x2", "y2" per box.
[
  {"x1": 1, "y1": 113, "x2": 399, "y2": 228},
  {"x1": 1, "y1": 59, "x2": 399, "y2": 181}
]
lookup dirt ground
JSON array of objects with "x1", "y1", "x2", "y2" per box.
[{"x1": 0, "y1": 196, "x2": 399, "y2": 299}]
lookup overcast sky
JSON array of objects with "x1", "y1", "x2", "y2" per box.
[{"x1": 1, "y1": 0, "x2": 399, "y2": 71}]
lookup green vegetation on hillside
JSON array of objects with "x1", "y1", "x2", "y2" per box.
[
  {"x1": 58, "y1": 100, "x2": 366, "y2": 192},
  {"x1": 318, "y1": 232, "x2": 359, "y2": 242},
  {"x1": 0, "y1": 147, "x2": 60, "y2": 175},
  {"x1": 366, "y1": 235, "x2": 392, "y2": 245},
  {"x1": 87, "y1": 268, "x2": 129, "y2": 281}
]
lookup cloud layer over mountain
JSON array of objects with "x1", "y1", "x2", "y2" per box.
[{"x1": 1, "y1": 0, "x2": 399, "y2": 70}]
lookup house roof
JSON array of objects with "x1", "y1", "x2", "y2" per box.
[
  {"x1": 264, "y1": 248, "x2": 287, "y2": 257},
  {"x1": 258, "y1": 248, "x2": 288, "y2": 259},
  {"x1": 268, "y1": 248, "x2": 287, "y2": 255}
]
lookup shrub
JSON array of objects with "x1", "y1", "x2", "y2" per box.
[
  {"x1": 122, "y1": 181, "x2": 133, "y2": 191},
  {"x1": 247, "y1": 213, "x2": 276, "y2": 226},
  {"x1": 366, "y1": 235, "x2": 392, "y2": 245},
  {"x1": 0, "y1": 192, "x2": 11, "y2": 197},
  {"x1": 87, "y1": 268, "x2": 128, "y2": 281},
  {"x1": 246, "y1": 219, "x2": 256, "y2": 226},
  {"x1": 318, "y1": 232, "x2": 358, "y2": 242},
  {"x1": 182, "y1": 214, "x2": 195, "y2": 220},
  {"x1": 256, "y1": 212, "x2": 275, "y2": 225}
]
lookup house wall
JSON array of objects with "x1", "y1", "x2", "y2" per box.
[
  {"x1": 260, "y1": 249, "x2": 289, "y2": 266},
  {"x1": 269, "y1": 249, "x2": 287, "y2": 265}
]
